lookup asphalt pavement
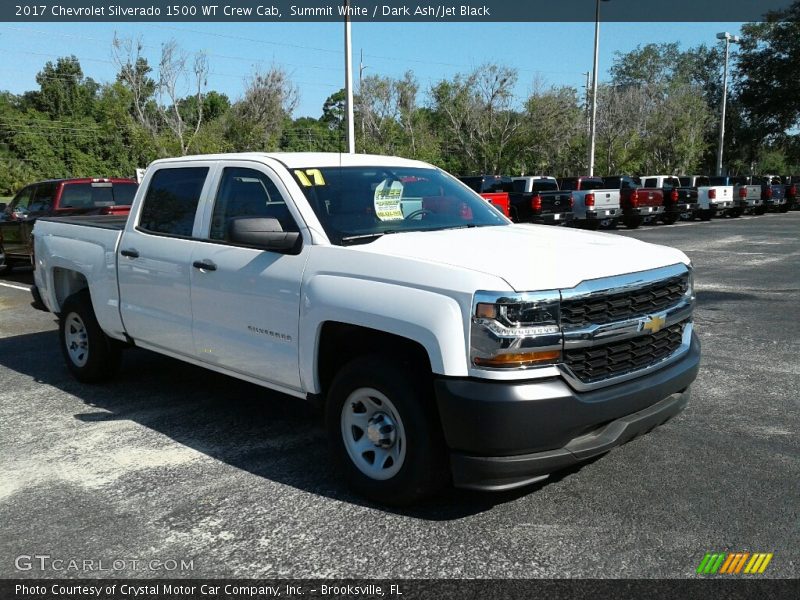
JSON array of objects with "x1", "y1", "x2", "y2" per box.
[{"x1": 0, "y1": 212, "x2": 798, "y2": 578}]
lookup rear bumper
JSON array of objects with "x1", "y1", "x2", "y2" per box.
[
  {"x1": 435, "y1": 332, "x2": 700, "y2": 491},
  {"x1": 530, "y1": 213, "x2": 574, "y2": 226},
  {"x1": 627, "y1": 205, "x2": 663, "y2": 216},
  {"x1": 585, "y1": 208, "x2": 619, "y2": 221}
]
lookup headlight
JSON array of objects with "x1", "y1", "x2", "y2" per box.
[{"x1": 471, "y1": 291, "x2": 562, "y2": 369}]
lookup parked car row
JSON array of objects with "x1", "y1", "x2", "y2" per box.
[{"x1": 458, "y1": 172, "x2": 799, "y2": 230}]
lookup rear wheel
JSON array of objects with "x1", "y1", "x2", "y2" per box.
[
  {"x1": 755, "y1": 205, "x2": 767, "y2": 215},
  {"x1": 623, "y1": 216, "x2": 642, "y2": 229},
  {"x1": 699, "y1": 210, "x2": 713, "y2": 221},
  {"x1": 326, "y1": 355, "x2": 448, "y2": 505},
  {"x1": 662, "y1": 213, "x2": 679, "y2": 225},
  {"x1": 59, "y1": 290, "x2": 121, "y2": 383},
  {"x1": 779, "y1": 203, "x2": 790, "y2": 213},
  {"x1": 729, "y1": 208, "x2": 742, "y2": 218},
  {"x1": 583, "y1": 220, "x2": 600, "y2": 231}
]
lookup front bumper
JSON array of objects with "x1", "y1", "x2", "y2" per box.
[{"x1": 435, "y1": 332, "x2": 700, "y2": 491}]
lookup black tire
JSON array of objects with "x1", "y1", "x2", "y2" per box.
[
  {"x1": 59, "y1": 290, "x2": 121, "y2": 383},
  {"x1": 755, "y1": 206, "x2": 767, "y2": 215},
  {"x1": 662, "y1": 213, "x2": 679, "y2": 225},
  {"x1": 623, "y1": 216, "x2": 641, "y2": 229},
  {"x1": 779, "y1": 203, "x2": 790, "y2": 213},
  {"x1": 699, "y1": 210, "x2": 713, "y2": 221},
  {"x1": 583, "y1": 220, "x2": 600, "y2": 231},
  {"x1": 325, "y1": 354, "x2": 449, "y2": 505},
  {"x1": 729, "y1": 208, "x2": 742, "y2": 218}
]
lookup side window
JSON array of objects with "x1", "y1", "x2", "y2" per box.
[
  {"x1": 210, "y1": 167, "x2": 299, "y2": 242},
  {"x1": 59, "y1": 184, "x2": 94, "y2": 209},
  {"x1": 28, "y1": 183, "x2": 57, "y2": 214},
  {"x1": 139, "y1": 167, "x2": 209, "y2": 237},
  {"x1": 8, "y1": 186, "x2": 34, "y2": 217}
]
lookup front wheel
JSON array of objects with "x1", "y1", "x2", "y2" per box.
[
  {"x1": 59, "y1": 290, "x2": 121, "y2": 383},
  {"x1": 326, "y1": 355, "x2": 448, "y2": 505}
]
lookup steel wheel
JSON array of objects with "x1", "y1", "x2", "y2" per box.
[
  {"x1": 64, "y1": 312, "x2": 89, "y2": 367},
  {"x1": 340, "y1": 387, "x2": 407, "y2": 481}
]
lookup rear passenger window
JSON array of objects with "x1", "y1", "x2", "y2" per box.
[
  {"x1": 210, "y1": 167, "x2": 299, "y2": 242},
  {"x1": 139, "y1": 167, "x2": 208, "y2": 237}
]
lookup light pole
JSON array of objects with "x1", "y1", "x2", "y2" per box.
[
  {"x1": 344, "y1": 0, "x2": 355, "y2": 153},
  {"x1": 715, "y1": 31, "x2": 740, "y2": 176},
  {"x1": 588, "y1": 0, "x2": 610, "y2": 177}
]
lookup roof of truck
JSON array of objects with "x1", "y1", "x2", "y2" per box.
[{"x1": 149, "y1": 152, "x2": 434, "y2": 170}]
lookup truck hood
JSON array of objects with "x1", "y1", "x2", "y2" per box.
[{"x1": 357, "y1": 224, "x2": 689, "y2": 292}]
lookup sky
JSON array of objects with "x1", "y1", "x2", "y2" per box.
[{"x1": 0, "y1": 21, "x2": 745, "y2": 117}]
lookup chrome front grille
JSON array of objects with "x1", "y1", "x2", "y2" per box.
[
  {"x1": 560, "y1": 274, "x2": 688, "y2": 329},
  {"x1": 563, "y1": 321, "x2": 686, "y2": 384}
]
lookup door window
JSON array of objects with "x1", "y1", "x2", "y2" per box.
[
  {"x1": 210, "y1": 167, "x2": 299, "y2": 242},
  {"x1": 7, "y1": 186, "x2": 34, "y2": 218},
  {"x1": 138, "y1": 167, "x2": 209, "y2": 237}
]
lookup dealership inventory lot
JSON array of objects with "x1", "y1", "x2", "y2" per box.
[{"x1": 1, "y1": 214, "x2": 798, "y2": 578}]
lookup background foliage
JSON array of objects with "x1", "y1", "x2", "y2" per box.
[{"x1": 2, "y1": 14, "x2": 800, "y2": 196}]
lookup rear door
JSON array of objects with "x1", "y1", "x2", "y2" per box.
[
  {"x1": 117, "y1": 163, "x2": 215, "y2": 356},
  {"x1": 189, "y1": 162, "x2": 308, "y2": 391}
]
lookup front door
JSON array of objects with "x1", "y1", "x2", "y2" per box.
[{"x1": 190, "y1": 164, "x2": 308, "y2": 391}]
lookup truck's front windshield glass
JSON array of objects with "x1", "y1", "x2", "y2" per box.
[{"x1": 292, "y1": 166, "x2": 509, "y2": 245}]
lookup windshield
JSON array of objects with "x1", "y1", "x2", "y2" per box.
[{"x1": 293, "y1": 166, "x2": 508, "y2": 245}]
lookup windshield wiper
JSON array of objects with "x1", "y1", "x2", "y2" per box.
[{"x1": 340, "y1": 231, "x2": 398, "y2": 245}]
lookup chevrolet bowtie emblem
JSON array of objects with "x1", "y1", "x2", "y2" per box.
[{"x1": 641, "y1": 314, "x2": 667, "y2": 334}]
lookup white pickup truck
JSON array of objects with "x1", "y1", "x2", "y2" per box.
[
  {"x1": 679, "y1": 176, "x2": 736, "y2": 220},
  {"x1": 32, "y1": 153, "x2": 700, "y2": 504}
]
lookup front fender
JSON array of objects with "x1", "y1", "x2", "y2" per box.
[{"x1": 300, "y1": 275, "x2": 469, "y2": 393}]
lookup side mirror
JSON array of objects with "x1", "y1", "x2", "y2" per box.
[{"x1": 228, "y1": 217, "x2": 301, "y2": 254}]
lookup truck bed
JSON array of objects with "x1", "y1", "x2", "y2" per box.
[{"x1": 37, "y1": 214, "x2": 128, "y2": 230}]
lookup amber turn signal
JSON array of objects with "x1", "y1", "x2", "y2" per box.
[{"x1": 473, "y1": 350, "x2": 561, "y2": 368}]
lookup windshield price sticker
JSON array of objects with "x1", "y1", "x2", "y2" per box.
[{"x1": 374, "y1": 180, "x2": 404, "y2": 221}]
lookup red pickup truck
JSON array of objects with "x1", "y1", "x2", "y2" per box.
[
  {"x1": 0, "y1": 178, "x2": 137, "y2": 271},
  {"x1": 602, "y1": 176, "x2": 664, "y2": 229},
  {"x1": 458, "y1": 175, "x2": 513, "y2": 217}
]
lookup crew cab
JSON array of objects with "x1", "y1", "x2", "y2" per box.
[
  {"x1": 557, "y1": 176, "x2": 620, "y2": 230},
  {"x1": 640, "y1": 176, "x2": 699, "y2": 224},
  {"x1": 602, "y1": 176, "x2": 664, "y2": 229},
  {"x1": 509, "y1": 176, "x2": 574, "y2": 225},
  {"x1": 679, "y1": 176, "x2": 735, "y2": 220},
  {"x1": 32, "y1": 153, "x2": 700, "y2": 505},
  {"x1": 709, "y1": 176, "x2": 763, "y2": 215},
  {"x1": 458, "y1": 175, "x2": 512, "y2": 217},
  {"x1": 0, "y1": 178, "x2": 136, "y2": 271}
]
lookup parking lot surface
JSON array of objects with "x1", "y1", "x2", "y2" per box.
[{"x1": 1, "y1": 213, "x2": 798, "y2": 578}]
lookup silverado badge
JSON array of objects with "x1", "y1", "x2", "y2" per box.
[{"x1": 641, "y1": 313, "x2": 667, "y2": 334}]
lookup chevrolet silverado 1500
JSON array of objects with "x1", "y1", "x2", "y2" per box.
[
  {"x1": 640, "y1": 176, "x2": 699, "y2": 224},
  {"x1": 602, "y1": 176, "x2": 664, "y2": 229},
  {"x1": 32, "y1": 153, "x2": 700, "y2": 504},
  {"x1": 679, "y1": 176, "x2": 735, "y2": 220},
  {"x1": 509, "y1": 176, "x2": 574, "y2": 225},
  {"x1": 557, "y1": 176, "x2": 620, "y2": 230}
]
